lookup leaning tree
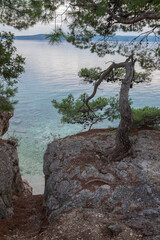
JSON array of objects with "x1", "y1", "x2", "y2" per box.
[
  {"x1": 1, "y1": 0, "x2": 159, "y2": 160},
  {"x1": 48, "y1": 0, "x2": 160, "y2": 161}
]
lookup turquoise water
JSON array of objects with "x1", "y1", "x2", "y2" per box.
[{"x1": 4, "y1": 40, "x2": 160, "y2": 193}]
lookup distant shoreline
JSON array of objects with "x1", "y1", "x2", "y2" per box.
[
  {"x1": 14, "y1": 34, "x2": 160, "y2": 42},
  {"x1": 14, "y1": 34, "x2": 47, "y2": 41}
]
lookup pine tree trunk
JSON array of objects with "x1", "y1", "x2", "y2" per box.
[
  {"x1": 107, "y1": 60, "x2": 134, "y2": 161},
  {"x1": 115, "y1": 61, "x2": 134, "y2": 150},
  {"x1": 85, "y1": 58, "x2": 135, "y2": 163}
]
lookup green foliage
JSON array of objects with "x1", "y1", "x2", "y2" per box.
[
  {"x1": 0, "y1": 32, "x2": 25, "y2": 110},
  {"x1": 52, "y1": 93, "x2": 120, "y2": 129},
  {"x1": 78, "y1": 66, "x2": 150, "y2": 85},
  {"x1": 46, "y1": 29, "x2": 65, "y2": 44},
  {"x1": 132, "y1": 106, "x2": 160, "y2": 128},
  {"x1": 53, "y1": 93, "x2": 160, "y2": 129},
  {"x1": 0, "y1": 0, "x2": 59, "y2": 29},
  {"x1": 0, "y1": 96, "x2": 16, "y2": 111},
  {"x1": 0, "y1": 1, "x2": 61, "y2": 111},
  {"x1": 78, "y1": 67, "x2": 102, "y2": 82},
  {"x1": 48, "y1": 0, "x2": 160, "y2": 73},
  {"x1": 7, "y1": 134, "x2": 20, "y2": 147},
  {"x1": 123, "y1": 0, "x2": 160, "y2": 11}
]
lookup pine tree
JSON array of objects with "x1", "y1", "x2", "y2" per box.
[{"x1": 48, "y1": 0, "x2": 160, "y2": 161}]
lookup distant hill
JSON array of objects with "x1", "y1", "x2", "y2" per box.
[
  {"x1": 93, "y1": 35, "x2": 160, "y2": 42},
  {"x1": 14, "y1": 34, "x2": 160, "y2": 42},
  {"x1": 14, "y1": 34, "x2": 47, "y2": 40}
]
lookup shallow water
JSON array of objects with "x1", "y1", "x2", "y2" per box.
[{"x1": 4, "y1": 40, "x2": 160, "y2": 194}]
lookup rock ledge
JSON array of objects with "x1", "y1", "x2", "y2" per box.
[{"x1": 43, "y1": 129, "x2": 160, "y2": 239}]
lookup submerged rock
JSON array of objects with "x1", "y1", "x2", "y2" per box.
[
  {"x1": 12, "y1": 119, "x2": 22, "y2": 125},
  {"x1": 43, "y1": 129, "x2": 160, "y2": 238}
]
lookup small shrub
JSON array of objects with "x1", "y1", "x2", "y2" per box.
[
  {"x1": 132, "y1": 106, "x2": 160, "y2": 128},
  {"x1": 7, "y1": 133, "x2": 21, "y2": 147}
]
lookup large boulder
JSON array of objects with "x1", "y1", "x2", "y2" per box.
[
  {"x1": 0, "y1": 139, "x2": 25, "y2": 218},
  {"x1": 0, "y1": 97, "x2": 13, "y2": 136},
  {"x1": 43, "y1": 129, "x2": 160, "y2": 238}
]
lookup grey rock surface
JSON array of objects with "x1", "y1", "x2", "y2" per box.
[
  {"x1": 0, "y1": 97, "x2": 13, "y2": 136},
  {"x1": 0, "y1": 139, "x2": 25, "y2": 218},
  {"x1": 107, "y1": 223, "x2": 122, "y2": 236},
  {"x1": 0, "y1": 110, "x2": 13, "y2": 136},
  {"x1": 43, "y1": 129, "x2": 160, "y2": 238}
]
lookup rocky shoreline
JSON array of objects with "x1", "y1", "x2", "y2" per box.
[
  {"x1": 0, "y1": 111, "x2": 160, "y2": 239},
  {"x1": 42, "y1": 128, "x2": 160, "y2": 239}
]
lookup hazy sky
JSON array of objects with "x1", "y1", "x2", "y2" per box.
[
  {"x1": 0, "y1": 4, "x2": 149, "y2": 36},
  {"x1": 0, "y1": 22, "x2": 57, "y2": 36},
  {"x1": 0, "y1": 3, "x2": 149, "y2": 37},
  {"x1": 0, "y1": 5, "x2": 67, "y2": 36},
  {"x1": 0, "y1": 22, "x2": 140, "y2": 36}
]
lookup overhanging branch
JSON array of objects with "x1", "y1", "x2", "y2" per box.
[
  {"x1": 85, "y1": 59, "x2": 134, "y2": 110},
  {"x1": 108, "y1": 10, "x2": 160, "y2": 24}
]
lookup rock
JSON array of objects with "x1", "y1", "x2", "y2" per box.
[
  {"x1": 0, "y1": 111, "x2": 13, "y2": 136},
  {"x1": 117, "y1": 162, "x2": 128, "y2": 170},
  {"x1": 0, "y1": 139, "x2": 25, "y2": 218},
  {"x1": 22, "y1": 179, "x2": 33, "y2": 196},
  {"x1": 116, "y1": 169, "x2": 128, "y2": 179},
  {"x1": 143, "y1": 236, "x2": 160, "y2": 240},
  {"x1": 0, "y1": 150, "x2": 13, "y2": 218},
  {"x1": 125, "y1": 217, "x2": 160, "y2": 236},
  {"x1": 43, "y1": 131, "x2": 115, "y2": 219},
  {"x1": 43, "y1": 129, "x2": 160, "y2": 239},
  {"x1": 0, "y1": 96, "x2": 13, "y2": 136},
  {"x1": 14, "y1": 128, "x2": 27, "y2": 134},
  {"x1": 107, "y1": 183, "x2": 160, "y2": 215},
  {"x1": 142, "y1": 208, "x2": 160, "y2": 218},
  {"x1": 107, "y1": 223, "x2": 122, "y2": 236},
  {"x1": 12, "y1": 119, "x2": 22, "y2": 125}
]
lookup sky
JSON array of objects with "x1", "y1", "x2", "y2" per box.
[
  {"x1": 0, "y1": 4, "x2": 150, "y2": 37},
  {"x1": 0, "y1": 5, "x2": 67, "y2": 36},
  {"x1": 0, "y1": 22, "x2": 57, "y2": 36},
  {"x1": 0, "y1": 22, "x2": 141, "y2": 37}
]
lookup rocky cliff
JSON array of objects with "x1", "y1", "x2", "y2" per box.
[
  {"x1": 0, "y1": 139, "x2": 25, "y2": 218},
  {"x1": 0, "y1": 107, "x2": 31, "y2": 220},
  {"x1": 1, "y1": 101, "x2": 160, "y2": 240},
  {"x1": 0, "y1": 110, "x2": 13, "y2": 137},
  {"x1": 0, "y1": 97, "x2": 13, "y2": 137},
  {"x1": 1, "y1": 128, "x2": 160, "y2": 240},
  {"x1": 43, "y1": 128, "x2": 160, "y2": 239}
]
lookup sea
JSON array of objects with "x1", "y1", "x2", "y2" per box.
[{"x1": 4, "y1": 40, "x2": 160, "y2": 194}]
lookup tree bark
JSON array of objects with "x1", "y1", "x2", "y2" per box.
[
  {"x1": 108, "y1": 60, "x2": 135, "y2": 161},
  {"x1": 85, "y1": 58, "x2": 135, "y2": 162},
  {"x1": 116, "y1": 63, "x2": 134, "y2": 146}
]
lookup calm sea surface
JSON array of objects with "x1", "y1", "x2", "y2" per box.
[{"x1": 5, "y1": 40, "x2": 160, "y2": 193}]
